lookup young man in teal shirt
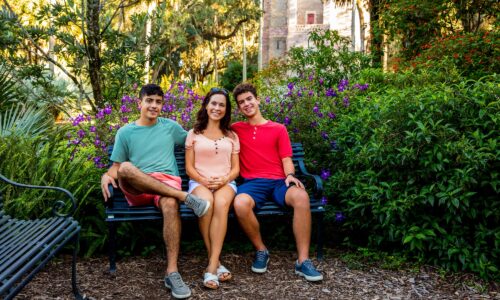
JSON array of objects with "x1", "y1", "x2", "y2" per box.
[{"x1": 100, "y1": 84, "x2": 210, "y2": 299}]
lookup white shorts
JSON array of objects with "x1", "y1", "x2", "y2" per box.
[{"x1": 188, "y1": 179, "x2": 237, "y2": 194}]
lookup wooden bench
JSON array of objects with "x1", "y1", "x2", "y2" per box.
[
  {"x1": 105, "y1": 142, "x2": 325, "y2": 272},
  {"x1": 0, "y1": 174, "x2": 83, "y2": 300}
]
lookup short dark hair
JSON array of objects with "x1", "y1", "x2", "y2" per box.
[
  {"x1": 139, "y1": 84, "x2": 164, "y2": 99},
  {"x1": 233, "y1": 83, "x2": 257, "y2": 103},
  {"x1": 193, "y1": 89, "x2": 232, "y2": 136}
]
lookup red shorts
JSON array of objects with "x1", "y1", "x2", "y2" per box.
[{"x1": 121, "y1": 172, "x2": 182, "y2": 207}]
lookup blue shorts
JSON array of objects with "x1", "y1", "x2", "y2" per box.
[{"x1": 236, "y1": 178, "x2": 290, "y2": 210}]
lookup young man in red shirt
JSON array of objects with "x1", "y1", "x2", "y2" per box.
[{"x1": 231, "y1": 83, "x2": 323, "y2": 281}]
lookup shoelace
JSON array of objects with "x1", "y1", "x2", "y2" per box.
[
  {"x1": 255, "y1": 251, "x2": 267, "y2": 261},
  {"x1": 301, "y1": 259, "x2": 314, "y2": 270},
  {"x1": 169, "y1": 274, "x2": 184, "y2": 287}
]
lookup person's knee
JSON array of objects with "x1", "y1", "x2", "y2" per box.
[
  {"x1": 289, "y1": 190, "x2": 310, "y2": 210},
  {"x1": 233, "y1": 194, "x2": 253, "y2": 216},
  {"x1": 159, "y1": 197, "x2": 179, "y2": 214}
]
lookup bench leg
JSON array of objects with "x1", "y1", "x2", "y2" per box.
[
  {"x1": 108, "y1": 222, "x2": 117, "y2": 273},
  {"x1": 71, "y1": 232, "x2": 84, "y2": 300},
  {"x1": 316, "y1": 213, "x2": 324, "y2": 260}
]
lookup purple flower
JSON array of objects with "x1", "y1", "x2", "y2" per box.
[
  {"x1": 335, "y1": 212, "x2": 346, "y2": 223},
  {"x1": 170, "y1": 115, "x2": 177, "y2": 121},
  {"x1": 325, "y1": 88, "x2": 337, "y2": 97},
  {"x1": 308, "y1": 74, "x2": 314, "y2": 81},
  {"x1": 94, "y1": 139, "x2": 101, "y2": 146},
  {"x1": 95, "y1": 110, "x2": 105, "y2": 120},
  {"x1": 328, "y1": 112, "x2": 336, "y2": 119},
  {"x1": 77, "y1": 129, "x2": 86, "y2": 138},
  {"x1": 297, "y1": 90, "x2": 303, "y2": 97},
  {"x1": 321, "y1": 196, "x2": 328, "y2": 205},
  {"x1": 121, "y1": 117, "x2": 129, "y2": 123},
  {"x1": 343, "y1": 96, "x2": 350, "y2": 107},
  {"x1": 330, "y1": 140, "x2": 338, "y2": 150},
  {"x1": 265, "y1": 96, "x2": 271, "y2": 104},
  {"x1": 313, "y1": 105, "x2": 319, "y2": 113},
  {"x1": 284, "y1": 116, "x2": 291, "y2": 126},
  {"x1": 121, "y1": 95, "x2": 131, "y2": 103},
  {"x1": 286, "y1": 91, "x2": 293, "y2": 97},
  {"x1": 103, "y1": 106, "x2": 112, "y2": 115},
  {"x1": 66, "y1": 133, "x2": 72, "y2": 139},
  {"x1": 71, "y1": 114, "x2": 85, "y2": 126},
  {"x1": 132, "y1": 83, "x2": 138, "y2": 90},
  {"x1": 93, "y1": 156, "x2": 101, "y2": 165},
  {"x1": 321, "y1": 131, "x2": 329, "y2": 140},
  {"x1": 109, "y1": 125, "x2": 114, "y2": 132},
  {"x1": 320, "y1": 169, "x2": 331, "y2": 180},
  {"x1": 310, "y1": 121, "x2": 318, "y2": 128},
  {"x1": 120, "y1": 105, "x2": 131, "y2": 113},
  {"x1": 338, "y1": 79, "x2": 349, "y2": 92},
  {"x1": 308, "y1": 90, "x2": 314, "y2": 97},
  {"x1": 181, "y1": 113, "x2": 189, "y2": 123},
  {"x1": 319, "y1": 78, "x2": 324, "y2": 85},
  {"x1": 353, "y1": 83, "x2": 369, "y2": 91},
  {"x1": 317, "y1": 112, "x2": 324, "y2": 118},
  {"x1": 177, "y1": 83, "x2": 185, "y2": 93},
  {"x1": 287, "y1": 82, "x2": 294, "y2": 90},
  {"x1": 293, "y1": 128, "x2": 299, "y2": 133},
  {"x1": 89, "y1": 126, "x2": 96, "y2": 133}
]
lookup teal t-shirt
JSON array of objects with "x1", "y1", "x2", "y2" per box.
[{"x1": 110, "y1": 117, "x2": 187, "y2": 176}]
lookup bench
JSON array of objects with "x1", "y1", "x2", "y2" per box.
[
  {"x1": 0, "y1": 174, "x2": 83, "y2": 300},
  {"x1": 105, "y1": 142, "x2": 325, "y2": 272}
]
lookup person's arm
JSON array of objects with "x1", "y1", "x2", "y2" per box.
[
  {"x1": 282, "y1": 157, "x2": 304, "y2": 189},
  {"x1": 185, "y1": 147, "x2": 210, "y2": 187},
  {"x1": 101, "y1": 162, "x2": 120, "y2": 201}
]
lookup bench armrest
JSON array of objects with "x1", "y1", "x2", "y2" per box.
[
  {"x1": 297, "y1": 160, "x2": 323, "y2": 199},
  {"x1": 0, "y1": 174, "x2": 77, "y2": 217}
]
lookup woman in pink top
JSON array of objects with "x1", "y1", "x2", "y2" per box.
[{"x1": 185, "y1": 88, "x2": 240, "y2": 289}]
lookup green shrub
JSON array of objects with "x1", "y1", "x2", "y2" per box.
[{"x1": 323, "y1": 73, "x2": 499, "y2": 279}]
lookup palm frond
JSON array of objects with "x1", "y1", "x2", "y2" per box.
[{"x1": 0, "y1": 103, "x2": 53, "y2": 138}]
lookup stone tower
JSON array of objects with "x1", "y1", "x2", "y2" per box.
[{"x1": 260, "y1": 0, "x2": 370, "y2": 67}]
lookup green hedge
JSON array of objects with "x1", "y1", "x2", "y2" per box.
[{"x1": 323, "y1": 72, "x2": 499, "y2": 279}]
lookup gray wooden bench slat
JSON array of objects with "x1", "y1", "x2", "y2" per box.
[
  {"x1": 105, "y1": 142, "x2": 325, "y2": 273},
  {"x1": 0, "y1": 175, "x2": 83, "y2": 300}
]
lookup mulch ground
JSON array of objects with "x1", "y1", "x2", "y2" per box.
[{"x1": 16, "y1": 250, "x2": 499, "y2": 300}]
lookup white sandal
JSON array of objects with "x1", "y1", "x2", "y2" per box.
[
  {"x1": 203, "y1": 272, "x2": 219, "y2": 289},
  {"x1": 217, "y1": 265, "x2": 232, "y2": 282}
]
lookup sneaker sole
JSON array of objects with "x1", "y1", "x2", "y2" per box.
[
  {"x1": 251, "y1": 258, "x2": 269, "y2": 273},
  {"x1": 165, "y1": 281, "x2": 192, "y2": 299},
  {"x1": 295, "y1": 270, "x2": 323, "y2": 282}
]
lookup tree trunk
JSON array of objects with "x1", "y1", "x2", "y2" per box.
[{"x1": 86, "y1": 0, "x2": 104, "y2": 109}]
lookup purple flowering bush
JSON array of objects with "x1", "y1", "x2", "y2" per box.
[{"x1": 66, "y1": 82, "x2": 203, "y2": 168}]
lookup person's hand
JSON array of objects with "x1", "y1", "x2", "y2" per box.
[
  {"x1": 198, "y1": 176, "x2": 212, "y2": 188},
  {"x1": 207, "y1": 176, "x2": 228, "y2": 191},
  {"x1": 285, "y1": 174, "x2": 304, "y2": 189},
  {"x1": 101, "y1": 173, "x2": 117, "y2": 202}
]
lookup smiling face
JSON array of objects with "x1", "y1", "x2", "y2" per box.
[
  {"x1": 138, "y1": 94, "x2": 163, "y2": 122},
  {"x1": 206, "y1": 94, "x2": 227, "y2": 122},
  {"x1": 236, "y1": 91, "x2": 260, "y2": 119}
]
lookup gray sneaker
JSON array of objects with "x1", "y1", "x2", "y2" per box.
[
  {"x1": 184, "y1": 194, "x2": 210, "y2": 217},
  {"x1": 164, "y1": 272, "x2": 191, "y2": 299}
]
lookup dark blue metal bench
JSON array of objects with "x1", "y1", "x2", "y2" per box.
[
  {"x1": 0, "y1": 174, "x2": 83, "y2": 300},
  {"x1": 105, "y1": 142, "x2": 325, "y2": 272}
]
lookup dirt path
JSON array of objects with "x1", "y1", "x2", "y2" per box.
[{"x1": 16, "y1": 251, "x2": 498, "y2": 299}]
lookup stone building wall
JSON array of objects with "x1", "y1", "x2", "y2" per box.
[{"x1": 260, "y1": 0, "x2": 370, "y2": 66}]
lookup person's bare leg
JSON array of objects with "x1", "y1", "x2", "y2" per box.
[
  {"x1": 159, "y1": 196, "x2": 182, "y2": 274},
  {"x1": 118, "y1": 162, "x2": 186, "y2": 200},
  {"x1": 208, "y1": 186, "x2": 234, "y2": 278},
  {"x1": 285, "y1": 187, "x2": 311, "y2": 263},
  {"x1": 192, "y1": 186, "x2": 214, "y2": 257},
  {"x1": 233, "y1": 194, "x2": 266, "y2": 251}
]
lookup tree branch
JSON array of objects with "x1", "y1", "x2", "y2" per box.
[
  {"x1": 192, "y1": 16, "x2": 250, "y2": 40},
  {"x1": 100, "y1": 0, "x2": 140, "y2": 35},
  {"x1": 3, "y1": 0, "x2": 96, "y2": 112}
]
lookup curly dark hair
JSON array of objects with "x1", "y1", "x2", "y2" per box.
[
  {"x1": 232, "y1": 82, "x2": 257, "y2": 105},
  {"x1": 139, "y1": 84, "x2": 164, "y2": 99},
  {"x1": 193, "y1": 89, "x2": 233, "y2": 136}
]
